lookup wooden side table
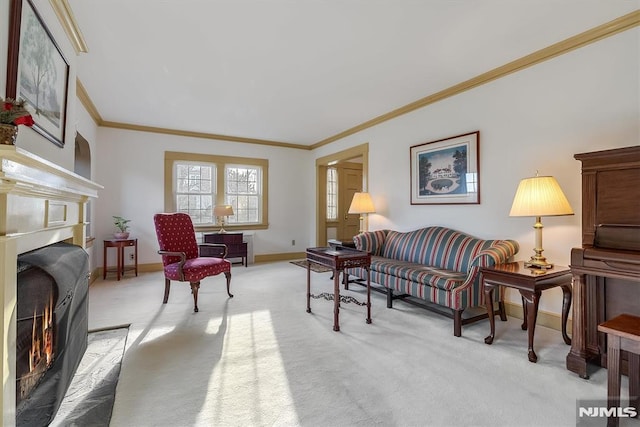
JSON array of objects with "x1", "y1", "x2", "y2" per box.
[
  {"x1": 103, "y1": 238, "x2": 138, "y2": 280},
  {"x1": 481, "y1": 261, "x2": 572, "y2": 363},
  {"x1": 306, "y1": 247, "x2": 371, "y2": 331}
]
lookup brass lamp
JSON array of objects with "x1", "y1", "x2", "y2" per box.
[
  {"x1": 348, "y1": 192, "x2": 375, "y2": 234},
  {"x1": 509, "y1": 174, "x2": 574, "y2": 269},
  {"x1": 213, "y1": 205, "x2": 234, "y2": 233}
]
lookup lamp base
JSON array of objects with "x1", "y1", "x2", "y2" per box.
[{"x1": 524, "y1": 258, "x2": 554, "y2": 270}]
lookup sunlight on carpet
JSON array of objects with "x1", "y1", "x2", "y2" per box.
[
  {"x1": 197, "y1": 310, "x2": 300, "y2": 426},
  {"x1": 50, "y1": 326, "x2": 129, "y2": 427}
]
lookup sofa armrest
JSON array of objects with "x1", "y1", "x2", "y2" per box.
[
  {"x1": 353, "y1": 229, "x2": 389, "y2": 256},
  {"x1": 470, "y1": 240, "x2": 520, "y2": 268}
]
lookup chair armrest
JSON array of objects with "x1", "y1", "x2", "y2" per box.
[
  {"x1": 158, "y1": 250, "x2": 186, "y2": 281},
  {"x1": 199, "y1": 243, "x2": 228, "y2": 259}
]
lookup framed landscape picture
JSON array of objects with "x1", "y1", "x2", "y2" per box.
[
  {"x1": 410, "y1": 131, "x2": 480, "y2": 205},
  {"x1": 6, "y1": 0, "x2": 70, "y2": 147}
]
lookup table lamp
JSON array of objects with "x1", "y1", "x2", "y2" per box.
[
  {"x1": 213, "y1": 205, "x2": 234, "y2": 233},
  {"x1": 348, "y1": 192, "x2": 375, "y2": 234},
  {"x1": 509, "y1": 174, "x2": 573, "y2": 269}
]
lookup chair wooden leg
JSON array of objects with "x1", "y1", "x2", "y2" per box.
[
  {"x1": 163, "y1": 278, "x2": 171, "y2": 303},
  {"x1": 225, "y1": 272, "x2": 233, "y2": 298},
  {"x1": 191, "y1": 281, "x2": 200, "y2": 312}
]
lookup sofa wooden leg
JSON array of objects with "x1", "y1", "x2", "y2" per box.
[
  {"x1": 454, "y1": 310, "x2": 463, "y2": 337},
  {"x1": 163, "y1": 278, "x2": 171, "y2": 304},
  {"x1": 387, "y1": 289, "x2": 393, "y2": 308}
]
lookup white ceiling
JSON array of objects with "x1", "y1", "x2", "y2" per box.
[{"x1": 68, "y1": 1, "x2": 638, "y2": 146}]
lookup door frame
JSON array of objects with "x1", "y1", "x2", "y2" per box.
[{"x1": 315, "y1": 143, "x2": 369, "y2": 246}]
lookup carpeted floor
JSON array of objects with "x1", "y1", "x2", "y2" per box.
[
  {"x1": 85, "y1": 261, "x2": 633, "y2": 427},
  {"x1": 50, "y1": 326, "x2": 129, "y2": 427}
]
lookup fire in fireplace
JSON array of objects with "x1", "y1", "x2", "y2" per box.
[{"x1": 15, "y1": 242, "x2": 90, "y2": 426}]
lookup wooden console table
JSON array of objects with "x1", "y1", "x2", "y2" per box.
[
  {"x1": 103, "y1": 237, "x2": 138, "y2": 280},
  {"x1": 306, "y1": 247, "x2": 371, "y2": 331},
  {"x1": 482, "y1": 261, "x2": 572, "y2": 363}
]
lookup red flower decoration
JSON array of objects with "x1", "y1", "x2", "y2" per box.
[
  {"x1": 14, "y1": 115, "x2": 34, "y2": 127},
  {"x1": 1, "y1": 98, "x2": 33, "y2": 127}
]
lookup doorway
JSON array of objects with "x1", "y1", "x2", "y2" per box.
[{"x1": 315, "y1": 143, "x2": 369, "y2": 246}]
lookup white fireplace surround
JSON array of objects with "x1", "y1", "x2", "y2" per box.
[{"x1": 0, "y1": 145, "x2": 102, "y2": 427}]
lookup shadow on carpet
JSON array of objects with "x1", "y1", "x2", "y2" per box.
[
  {"x1": 290, "y1": 259, "x2": 333, "y2": 273},
  {"x1": 50, "y1": 325, "x2": 129, "y2": 427}
]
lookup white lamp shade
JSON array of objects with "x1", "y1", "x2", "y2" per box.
[
  {"x1": 348, "y1": 192, "x2": 375, "y2": 214},
  {"x1": 509, "y1": 176, "x2": 573, "y2": 217},
  {"x1": 213, "y1": 205, "x2": 234, "y2": 216}
]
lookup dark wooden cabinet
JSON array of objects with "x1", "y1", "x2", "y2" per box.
[
  {"x1": 203, "y1": 233, "x2": 248, "y2": 267},
  {"x1": 567, "y1": 146, "x2": 640, "y2": 379}
]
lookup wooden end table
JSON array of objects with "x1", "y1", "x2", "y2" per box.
[
  {"x1": 103, "y1": 238, "x2": 138, "y2": 280},
  {"x1": 481, "y1": 261, "x2": 572, "y2": 363},
  {"x1": 306, "y1": 247, "x2": 371, "y2": 331}
]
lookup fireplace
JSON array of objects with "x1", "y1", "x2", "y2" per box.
[
  {"x1": 15, "y1": 242, "x2": 90, "y2": 426},
  {"x1": 0, "y1": 146, "x2": 102, "y2": 427}
]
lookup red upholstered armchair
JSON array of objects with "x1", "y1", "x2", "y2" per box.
[{"x1": 153, "y1": 213, "x2": 233, "y2": 312}]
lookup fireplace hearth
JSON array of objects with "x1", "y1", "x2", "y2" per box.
[{"x1": 15, "y1": 242, "x2": 90, "y2": 427}]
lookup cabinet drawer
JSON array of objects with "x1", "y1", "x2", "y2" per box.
[
  {"x1": 226, "y1": 243, "x2": 247, "y2": 257},
  {"x1": 204, "y1": 233, "x2": 243, "y2": 244}
]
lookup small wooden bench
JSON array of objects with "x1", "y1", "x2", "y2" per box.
[{"x1": 597, "y1": 314, "x2": 640, "y2": 427}]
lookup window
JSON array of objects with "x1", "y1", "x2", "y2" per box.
[
  {"x1": 174, "y1": 162, "x2": 215, "y2": 224},
  {"x1": 326, "y1": 167, "x2": 337, "y2": 221},
  {"x1": 225, "y1": 165, "x2": 261, "y2": 224},
  {"x1": 165, "y1": 152, "x2": 269, "y2": 230}
]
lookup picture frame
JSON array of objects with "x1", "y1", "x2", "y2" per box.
[
  {"x1": 410, "y1": 131, "x2": 480, "y2": 205},
  {"x1": 6, "y1": 0, "x2": 70, "y2": 147}
]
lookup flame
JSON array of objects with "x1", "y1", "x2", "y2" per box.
[{"x1": 27, "y1": 292, "x2": 55, "y2": 375}]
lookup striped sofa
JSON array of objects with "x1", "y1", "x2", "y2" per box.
[{"x1": 344, "y1": 226, "x2": 519, "y2": 336}]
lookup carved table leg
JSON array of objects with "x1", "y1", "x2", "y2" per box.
[
  {"x1": 484, "y1": 283, "x2": 496, "y2": 345},
  {"x1": 560, "y1": 284, "x2": 572, "y2": 345},
  {"x1": 520, "y1": 289, "x2": 540, "y2": 363},
  {"x1": 333, "y1": 268, "x2": 340, "y2": 331},
  {"x1": 306, "y1": 264, "x2": 311, "y2": 313}
]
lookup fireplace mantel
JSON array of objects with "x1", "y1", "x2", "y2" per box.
[{"x1": 0, "y1": 145, "x2": 102, "y2": 426}]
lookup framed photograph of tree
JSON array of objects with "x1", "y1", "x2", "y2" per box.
[
  {"x1": 6, "y1": 0, "x2": 70, "y2": 147},
  {"x1": 410, "y1": 131, "x2": 480, "y2": 205}
]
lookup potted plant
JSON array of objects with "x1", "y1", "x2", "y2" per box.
[
  {"x1": 0, "y1": 98, "x2": 34, "y2": 145},
  {"x1": 113, "y1": 216, "x2": 131, "y2": 239}
]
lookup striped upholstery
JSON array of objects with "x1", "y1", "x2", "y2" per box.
[{"x1": 348, "y1": 227, "x2": 519, "y2": 310}]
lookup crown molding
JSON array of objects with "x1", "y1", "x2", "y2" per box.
[
  {"x1": 49, "y1": 0, "x2": 88, "y2": 54},
  {"x1": 99, "y1": 121, "x2": 311, "y2": 150},
  {"x1": 76, "y1": 78, "x2": 102, "y2": 124},
  {"x1": 310, "y1": 10, "x2": 640, "y2": 149}
]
